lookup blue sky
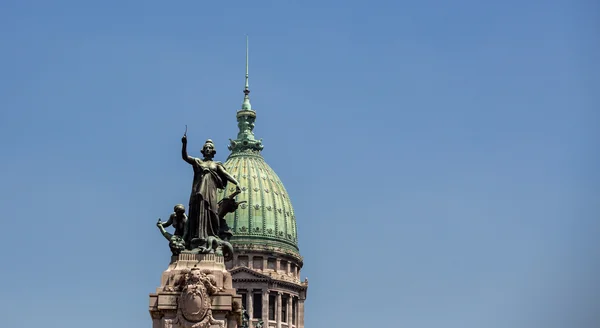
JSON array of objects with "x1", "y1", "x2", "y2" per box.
[{"x1": 0, "y1": 1, "x2": 598, "y2": 327}]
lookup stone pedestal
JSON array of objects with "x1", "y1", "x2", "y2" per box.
[{"x1": 149, "y1": 253, "x2": 242, "y2": 328}]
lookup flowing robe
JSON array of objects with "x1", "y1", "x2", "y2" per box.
[{"x1": 185, "y1": 158, "x2": 228, "y2": 246}]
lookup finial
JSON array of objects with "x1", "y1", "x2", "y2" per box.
[
  {"x1": 241, "y1": 35, "x2": 252, "y2": 111},
  {"x1": 245, "y1": 35, "x2": 249, "y2": 91}
]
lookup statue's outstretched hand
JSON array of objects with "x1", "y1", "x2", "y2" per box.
[
  {"x1": 157, "y1": 218, "x2": 163, "y2": 227},
  {"x1": 181, "y1": 135, "x2": 187, "y2": 144}
]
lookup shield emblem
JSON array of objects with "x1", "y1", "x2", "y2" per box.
[{"x1": 179, "y1": 284, "x2": 210, "y2": 322}]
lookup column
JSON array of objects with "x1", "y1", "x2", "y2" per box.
[
  {"x1": 297, "y1": 299, "x2": 305, "y2": 328},
  {"x1": 263, "y1": 258, "x2": 268, "y2": 271},
  {"x1": 276, "y1": 292, "x2": 282, "y2": 328},
  {"x1": 287, "y1": 295, "x2": 293, "y2": 325},
  {"x1": 276, "y1": 259, "x2": 281, "y2": 272},
  {"x1": 248, "y1": 256, "x2": 253, "y2": 269},
  {"x1": 262, "y1": 289, "x2": 269, "y2": 322},
  {"x1": 247, "y1": 291, "x2": 254, "y2": 321}
]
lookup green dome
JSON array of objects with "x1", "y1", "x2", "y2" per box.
[{"x1": 217, "y1": 91, "x2": 299, "y2": 254}]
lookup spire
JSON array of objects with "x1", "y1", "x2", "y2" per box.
[
  {"x1": 228, "y1": 35, "x2": 263, "y2": 155},
  {"x1": 241, "y1": 35, "x2": 252, "y2": 111}
]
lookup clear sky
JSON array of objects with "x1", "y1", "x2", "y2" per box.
[{"x1": 0, "y1": 1, "x2": 598, "y2": 327}]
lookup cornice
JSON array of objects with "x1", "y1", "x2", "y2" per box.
[{"x1": 230, "y1": 267, "x2": 307, "y2": 292}]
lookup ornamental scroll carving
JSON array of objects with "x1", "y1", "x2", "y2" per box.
[{"x1": 174, "y1": 268, "x2": 225, "y2": 328}]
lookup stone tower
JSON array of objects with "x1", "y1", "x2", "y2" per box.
[{"x1": 218, "y1": 38, "x2": 308, "y2": 328}]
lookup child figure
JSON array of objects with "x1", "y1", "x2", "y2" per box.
[{"x1": 158, "y1": 204, "x2": 187, "y2": 237}]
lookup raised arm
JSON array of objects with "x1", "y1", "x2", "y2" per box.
[
  {"x1": 181, "y1": 135, "x2": 194, "y2": 165},
  {"x1": 156, "y1": 218, "x2": 173, "y2": 241}
]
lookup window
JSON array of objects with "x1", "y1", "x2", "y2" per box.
[
  {"x1": 253, "y1": 293, "x2": 262, "y2": 319},
  {"x1": 281, "y1": 295, "x2": 288, "y2": 323},
  {"x1": 292, "y1": 298, "x2": 297, "y2": 325},
  {"x1": 268, "y1": 294, "x2": 276, "y2": 320},
  {"x1": 253, "y1": 256, "x2": 263, "y2": 270},
  {"x1": 267, "y1": 258, "x2": 276, "y2": 270},
  {"x1": 281, "y1": 261, "x2": 288, "y2": 273},
  {"x1": 239, "y1": 256, "x2": 249, "y2": 267}
]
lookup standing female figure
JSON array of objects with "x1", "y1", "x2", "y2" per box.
[{"x1": 181, "y1": 135, "x2": 241, "y2": 249}]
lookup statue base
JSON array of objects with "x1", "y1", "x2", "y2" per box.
[{"x1": 149, "y1": 253, "x2": 243, "y2": 328}]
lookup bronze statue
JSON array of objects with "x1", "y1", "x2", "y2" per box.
[
  {"x1": 181, "y1": 134, "x2": 241, "y2": 250},
  {"x1": 157, "y1": 218, "x2": 186, "y2": 256},
  {"x1": 217, "y1": 189, "x2": 246, "y2": 241},
  {"x1": 158, "y1": 204, "x2": 187, "y2": 237}
]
